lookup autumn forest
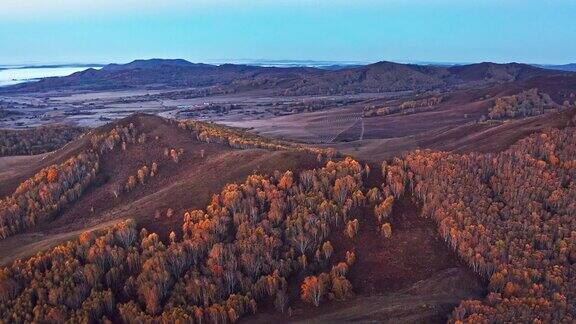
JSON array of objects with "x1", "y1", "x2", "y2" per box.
[{"x1": 0, "y1": 110, "x2": 573, "y2": 323}]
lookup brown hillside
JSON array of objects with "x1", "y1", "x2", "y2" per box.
[
  {"x1": 0, "y1": 114, "x2": 321, "y2": 265},
  {"x1": 0, "y1": 114, "x2": 488, "y2": 323},
  {"x1": 6, "y1": 104, "x2": 573, "y2": 321},
  {"x1": 230, "y1": 74, "x2": 576, "y2": 154},
  {"x1": 333, "y1": 108, "x2": 576, "y2": 162}
]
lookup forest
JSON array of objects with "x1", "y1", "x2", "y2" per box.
[
  {"x1": 0, "y1": 125, "x2": 85, "y2": 156},
  {"x1": 380, "y1": 126, "x2": 576, "y2": 322},
  {"x1": 488, "y1": 88, "x2": 558, "y2": 119},
  {"x1": 0, "y1": 157, "x2": 366, "y2": 323},
  {"x1": 363, "y1": 95, "x2": 443, "y2": 117}
]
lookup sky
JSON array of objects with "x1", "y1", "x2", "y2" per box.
[{"x1": 0, "y1": 0, "x2": 574, "y2": 65}]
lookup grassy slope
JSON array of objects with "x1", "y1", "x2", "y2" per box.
[
  {"x1": 336, "y1": 108, "x2": 576, "y2": 162},
  {"x1": 0, "y1": 114, "x2": 321, "y2": 265}
]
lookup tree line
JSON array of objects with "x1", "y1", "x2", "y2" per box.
[
  {"x1": 0, "y1": 125, "x2": 85, "y2": 157},
  {"x1": 363, "y1": 95, "x2": 443, "y2": 117},
  {"x1": 178, "y1": 120, "x2": 337, "y2": 161}
]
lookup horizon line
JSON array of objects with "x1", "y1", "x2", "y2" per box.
[{"x1": 1, "y1": 58, "x2": 575, "y2": 69}]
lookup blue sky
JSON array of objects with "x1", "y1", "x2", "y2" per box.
[{"x1": 0, "y1": 0, "x2": 574, "y2": 65}]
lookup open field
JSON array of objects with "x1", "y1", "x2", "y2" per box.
[{"x1": 0, "y1": 89, "x2": 396, "y2": 129}]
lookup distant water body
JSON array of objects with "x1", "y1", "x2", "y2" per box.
[{"x1": 0, "y1": 65, "x2": 103, "y2": 87}]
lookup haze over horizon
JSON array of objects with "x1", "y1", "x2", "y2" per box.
[{"x1": 0, "y1": 0, "x2": 575, "y2": 66}]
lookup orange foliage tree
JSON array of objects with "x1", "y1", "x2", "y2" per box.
[
  {"x1": 0, "y1": 157, "x2": 365, "y2": 322},
  {"x1": 381, "y1": 126, "x2": 576, "y2": 323}
]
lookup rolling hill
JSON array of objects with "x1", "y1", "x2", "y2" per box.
[
  {"x1": 1, "y1": 107, "x2": 575, "y2": 322},
  {"x1": 0, "y1": 114, "x2": 324, "y2": 257},
  {"x1": 0, "y1": 63, "x2": 575, "y2": 323}
]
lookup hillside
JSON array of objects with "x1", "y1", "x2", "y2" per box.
[
  {"x1": 0, "y1": 106, "x2": 574, "y2": 324},
  {"x1": 446, "y1": 62, "x2": 551, "y2": 83},
  {"x1": 0, "y1": 125, "x2": 85, "y2": 157},
  {"x1": 282, "y1": 61, "x2": 558, "y2": 95},
  {"x1": 228, "y1": 73, "x2": 576, "y2": 162},
  {"x1": 380, "y1": 125, "x2": 576, "y2": 322},
  {"x1": 0, "y1": 114, "x2": 325, "y2": 260},
  {"x1": 0, "y1": 60, "x2": 317, "y2": 93},
  {"x1": 0, "y1": 113, "x2": 490, "y2": 323}
]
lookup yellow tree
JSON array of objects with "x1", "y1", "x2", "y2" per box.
[
  {"x1": 301, "y1": 276, "x2": 325, "y2": 307},
  {"x1": 381, "y1": 223, "x2": 392, "y2": 238}
]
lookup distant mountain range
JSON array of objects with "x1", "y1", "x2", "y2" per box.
[
  {"x1": 1, "y1": 59, "x2": 571, "y2": 95},
  {"x1": 535, "y1": 63, "x2": 576, "y2": 72}
]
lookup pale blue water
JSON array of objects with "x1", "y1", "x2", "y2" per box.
[
  {"x1": 0, "y1": 65, "x2": 102, "y2": 86},
  {"x1": 221, "y1": 59, "x2": 369, "y2": 68}
]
